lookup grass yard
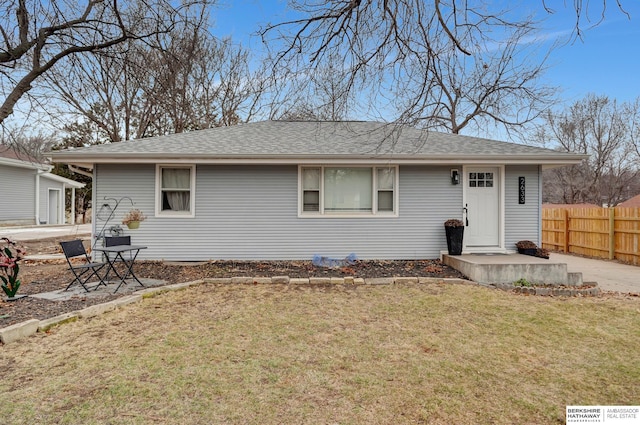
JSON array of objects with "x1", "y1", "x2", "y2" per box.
[{"x1": 1, "y1": 282, "x2": 639, "y2": 424}]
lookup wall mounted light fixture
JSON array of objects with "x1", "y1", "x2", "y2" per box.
[{"x1": 450, "y1": 169, "x2": 460, "y2": 185}]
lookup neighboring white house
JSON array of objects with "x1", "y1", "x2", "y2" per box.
[
  {"x1": 49, "y1": 121, "x2": 586, "y2": 260},
  {"x1": 0, "y1": 149, "x2": 85, "y2": 226}
]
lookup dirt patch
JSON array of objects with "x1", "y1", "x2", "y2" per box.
[{"x1": 1, "y1": 236, "x2": 466, "y2": 328}]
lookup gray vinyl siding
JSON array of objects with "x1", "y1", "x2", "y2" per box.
[
  {"x1": 39, "y1": 176, "x2": 65, "y2": 224},
  {"x1": 0, "y1": 164, "x2": 36, "y2": 223},
  {"x1": 504, "y1": 164, "x2": 540, "y2": 249},
  {"x1": 95, "y1": 164, "x2": 463, "y2": 260}
]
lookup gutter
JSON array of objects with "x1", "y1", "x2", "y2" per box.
[{"x1": 51, "y1": 154, "x2": 588, "y2": 167}]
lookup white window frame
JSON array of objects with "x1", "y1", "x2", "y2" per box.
[
  {"x1": 298, "y1": 165, "x2": 399, "y2": 218},
  {"x1": 155, "y1": 164, "x2": 196, "y2": 218}
]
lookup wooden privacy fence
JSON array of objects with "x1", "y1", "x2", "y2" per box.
[{"x1": 542, "y1": 207, "x2": 640, "y2": 265}]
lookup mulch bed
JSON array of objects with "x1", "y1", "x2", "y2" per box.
[{"x1": 1, "y1": 258, "x2": 466, "y2": 329}]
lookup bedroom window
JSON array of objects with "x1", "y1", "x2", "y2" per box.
[
  {"x1": 156, "y1": 165, "x2": 195, "y2": 217},
  {"x1": 300, "y1": 166, "x2": 397, "y2": 216}
]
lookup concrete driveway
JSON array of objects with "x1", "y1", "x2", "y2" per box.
[
  {"x1": 551, "y1": 253, "x2": 640, "y2": 294},
  {"x1": 0, "y1": 224, "x2": 91, "y2": 241}
]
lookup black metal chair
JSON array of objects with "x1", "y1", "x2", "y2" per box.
[
  {"x1": 60, "y1": 240, "x2": 107, "y2": 292},
  {"x1": 104, "y1": 236, "x2": 132, "y2": 259},
  {"x1": 104, "y1": 236, "x2": 131, "y2": 247},
  {"x1": 102, "y1": 236, "x2": 146, "y2": 292}
]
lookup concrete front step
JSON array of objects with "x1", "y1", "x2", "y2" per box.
[{"x1": 443, "y1": 254, "x2": 584, "y2": 286}]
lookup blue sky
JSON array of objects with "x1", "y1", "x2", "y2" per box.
[
  {"x1": 212, "y1": 1, "x2": 640, "y2": 109},
  {"x1": 541, "y1": 2, "x2": 640, "y2": 105}
]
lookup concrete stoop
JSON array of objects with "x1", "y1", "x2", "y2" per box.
[{"x1": 443, "y1": 254, "x2": 588, "y2": 286}]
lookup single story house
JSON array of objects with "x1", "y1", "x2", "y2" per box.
[
  {"x1": 49, "y1": 121, "x2": 586, "y2": 260},
  {"x1": 0, "y1": 149, "x2": 85, "y2": 226}
]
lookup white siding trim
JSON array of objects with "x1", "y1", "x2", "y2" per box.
[
  {"x1": 47, "y1": 188, "x2": 62, "y2": 225},
  {"x1": 500, "y1": 164, "x2": 506, "y2": 251},
  {"x1": 35, "y1": 170, "x2": 40, "y2": 224},
  {"x1": 538, "y1": 164, "x2": 543, "y2": 244},
  {"x1": 297, "y1": 165, "x2": 399, "y2": 218},
  {"x1": 155, "y1": 164, "x2": 196, "y2": 218},
  {"x1": 461, "y1": 165, "x2": 506, "y2": 253}
]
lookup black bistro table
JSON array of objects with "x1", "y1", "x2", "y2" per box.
[{"x1": 94, "y1": 244, "x2": 148, "y2": 293}]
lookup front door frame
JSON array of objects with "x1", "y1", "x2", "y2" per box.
[
  {"x1": 48, "y1": 188, "x2": 62, "y2": 225},
  {"x1": 462, "y1": 165, "x2": 506, "y2": 253}
]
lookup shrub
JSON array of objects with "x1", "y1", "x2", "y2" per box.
[
  {"x1": 513, "y1": 278, "x2": 533, "y2": 287},
  {"x1": 0, "y1": 238, "x2": 26, "y2": 298}
]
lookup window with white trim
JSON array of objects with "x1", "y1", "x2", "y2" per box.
[
  {"x1": 156, "y1": 165, "x2": 195, "y2": 216},
  {"x1": 300, "y1": 166, "x2": 397, "y2": 216}
]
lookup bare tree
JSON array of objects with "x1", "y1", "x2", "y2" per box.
[
  {"x1": 539, "y1": 94, "x2": 639, "y2": 206},
  {"x1": 396, "y1": 24, "x2": 556, "y2": 135},
  {"x1": 0, "y1": 131, "x2": 55, "y2": 162},
  {"x1": 273, "y1": 54, "x2": 357, "y2": 121},
  {"x1": 261, "y1": 1, "x2": 629, "y2": 133},
  {"x1": 46, "y1": 17, "x2": 267, "y2": 141},
  {"x1": 0, "y1": 0, "x2": 216, "y2": 128},
  {"x1": 627, "y1": 98, "x2": 640, "y2": 160}
]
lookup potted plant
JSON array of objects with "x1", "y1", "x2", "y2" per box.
[
  {"x1": 122, "y1": 208, "x2": 147, "y2": 229},
  {"x1": 444, "y1": 219, "x2": 464, "y2": 255},
  {"x1": 1, "y1": 237, "x2": 26, "y2": 299},
  {"x1": 515, "y1": 240, "x2": 538, "y2": 256},
  {"x1": 535, "y1": 247, "x2": 550, "y2": 259}
]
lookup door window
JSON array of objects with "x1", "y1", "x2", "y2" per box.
[{"x1": 469, "y1": 172, "x2": 494, "y2": 188}]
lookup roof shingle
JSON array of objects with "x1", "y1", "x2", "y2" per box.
[{"x1": 48, "y1": 120, "x2": 586, "y2": 164}]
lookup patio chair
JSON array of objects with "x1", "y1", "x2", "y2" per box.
[
  {"x1": 103, "y1": 236, "x2": 134, "y2": 264},
  {"x1": 101, "y1": 236, "x2": 146, "y2": 292},
  {"x1": 104, "y1": 236, "x2": 132, "y2": 259},
  {"x1": 60, "y1": 239, "x2": 107, "y2": 292},
  {"x1": 104, "y1": 235, "x2": 131, "y2": 247}
]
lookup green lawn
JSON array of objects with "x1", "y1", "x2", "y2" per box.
[{"x1": 1, "y1": 282, "x2": 639, "y2": 424}]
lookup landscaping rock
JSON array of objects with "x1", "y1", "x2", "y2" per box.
[
  {"x1": 272, "y1": 276, "x2": 290, "y2": 284},
  {"x1": 365, "y1": 278, "x2": 394, "y2": 285},
  {"x1": 0, "y1": 319, "x2": 40, "y2": 344},
  {"x1": 395, "y1": 277, "x2": 419, "y2": 284}
]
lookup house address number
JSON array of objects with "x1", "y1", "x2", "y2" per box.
[{"x1": 518, "y1": 177, "x2": 526, "y2": 204}]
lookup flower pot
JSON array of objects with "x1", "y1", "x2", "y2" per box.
[
  {"x1": 445, "y1": 226, "x2": 464, "y2": 255},
  {"x1": 126, "y1": 221, "x2": 140, "y2": 230},
  {"x1": 517, "y1": 248, "x2": 536, "y2": 256}
]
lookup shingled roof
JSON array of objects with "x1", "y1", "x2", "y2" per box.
[
  {"x1": 0, "y1": 145, "x2": 49, "y2": 170},
  {"x1": 49, "y1": 120, "x2": 587, "y2": 167},
  {"x1": 618, "y1": 194, "x2": 640, "y2": 207}
]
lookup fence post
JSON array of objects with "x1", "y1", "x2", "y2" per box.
[
  {"x1": 564, "y1": 209, "x2": 570, "y2": 253},
  {"x1": 609, "y1": 207, "x2": 615, "y2": 260}
]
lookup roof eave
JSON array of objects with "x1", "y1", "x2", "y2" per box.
[
  {"x1": 0, "y1": 156, "x2": 51, "y2": 171},
  {"x1": 41, "y1": 172, "x2": 86, "y2": 188},
  {"x1": 48, "y1": 153, "x2": 587, "y2": 166}
]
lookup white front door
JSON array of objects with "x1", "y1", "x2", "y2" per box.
[{"x1": 464, "y1": 167, "x2": 500, "y2": 248}]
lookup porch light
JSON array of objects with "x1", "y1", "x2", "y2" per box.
[{"x1": 450, "y1": 169, "x2": 460, "y2": 185}]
